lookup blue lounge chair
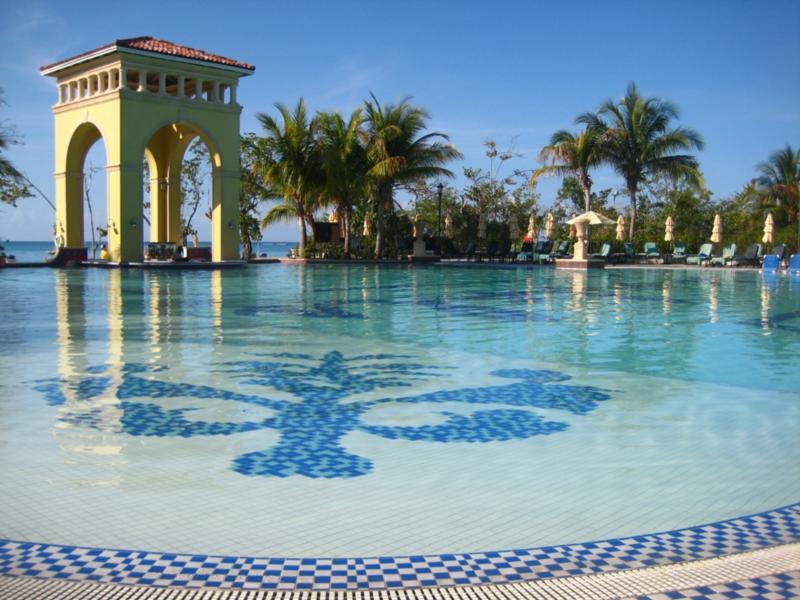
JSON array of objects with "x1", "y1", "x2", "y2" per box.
[
  {"x1": 762, "y1": 254, "x2": 780, "y2": 271},
  {"x1": 671, "y1": 241, "x2": 688, "y2": 263},
  {"x1": 687, "y1": 243, "x2": 713, "y2": 265},
  {"x1": 642, "y1": 242, "x2": 660, "y2": 262},
  {"x1": 590, "y1": 242, "x2": 611, "y2": 260},
  {"x1": 788, "y1": 254, "x2": 800, "y2": 273},
  {"x1": 710, "y1": 244, "x2": 736, "y2": 266}
]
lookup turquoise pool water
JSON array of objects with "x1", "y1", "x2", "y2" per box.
[{"x1": 0, "y1": 264, "x2": 798, "y2": 557}]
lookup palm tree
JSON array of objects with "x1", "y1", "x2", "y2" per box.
[
  {"x1": 751, "y1": 145, "x2": 800, "y2": 224},
  {"x1": 256, "y1": 99, "x2": 322, "y2": 255},
  {"x1": 579, "y1": 83, "x2": 704, "y2": 239},
  {"x1": 363, "y1": 94, "x2": 462, "y2": 258},
  {"x1": 316, "y1": 108, "x2": 367, "y2": 256},
  {"x1": 530, "y1": 127, "x2": 605, "y2": 213}
]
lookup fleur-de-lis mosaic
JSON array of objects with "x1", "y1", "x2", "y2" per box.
[{"x1": 33, "y1": 352, "x2": 611, "y2": 478}]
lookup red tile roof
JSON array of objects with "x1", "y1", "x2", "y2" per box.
[{"x1": 41, "y1": 37, "x2": 255, "y2": 73}]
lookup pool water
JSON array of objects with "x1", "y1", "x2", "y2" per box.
[{"x1": 0, "y1": 264, "x2": 798, "y2": 557}]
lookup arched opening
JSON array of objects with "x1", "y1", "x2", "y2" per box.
[
  {"x1": 142, "y1": 122, "x2": 220, "y2": 260},
  {"x1": 62, "y1": 122, "x2": 108, "y2": 257}
]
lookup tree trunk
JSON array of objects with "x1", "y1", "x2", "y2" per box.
[
  {"x1": 297, "y1": 215, "x2": 307, "y2": 256},
  {"x1": 628, "y1": 185, "x2": 638, "y2": 241},
  {"x1": 580, "y1": 175, "x2": 591, "y2": 213},
  {"x1": 242, "y1": 228, "x2": 252, "y2": 259},
  {"x1": 343, "y1": 202, "x2": 352, "y2": 257},
  {"x1": 374, "y1": 185, "x2": 389, "y2": 259}
]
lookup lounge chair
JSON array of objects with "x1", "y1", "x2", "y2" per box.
[
  {"x1": 516, "y1": 241, "x2": 534, "y2": 262},
  {"x1": 534, "y1": 240, "x2": 554, "y2": 263},
  {"x1": 552, "y1": 240, "x2": 571, "y2": 258},
  {"x1": 788, "y1": 254, "x2": 800, "y2": 273},
  {"x1": 458, "y1": 240, "x2": 477, "y2": 261},
  {"x1": 611, "y1": 242, "x2": 634, "y2": 265},
  {"x1": 732, "y1": 243, "x2": 762, "y2": 267},
  {"x1": 762, "y1": 254, "x2": 780, "y2": 271},
  {"x1": 640, "y1": 242, "x2": 661, "y2": 263},
  {"x1": 760, "y1": 244, "x2": 787, "y2": 270},
  {"x1": 710, "y1": 243, "x2": 736, "y2": 266},
  {"x1": 686, "y1": 243, "x2": 713, "y2": 265},
  {"x1": 670, "y1": 241, "x2": 688, "y2": 264},
  {"x1": 489, "y1": 240, "x2": 511, "y2": 262},
  {"x1": 590, "y1": 242, "x2": 611, "y2": 261}
]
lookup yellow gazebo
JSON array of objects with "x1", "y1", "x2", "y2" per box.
[{"x1": 41, "y1": 37, "x2": 254, "y2": 263}]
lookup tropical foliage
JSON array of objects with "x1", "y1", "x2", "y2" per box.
[
  {"x1": 531, "y1": 127, "x2": 605, "y2": 213},
  {"x1": 576, "y1": 83, "x2": 704, "y2": 239},
  {"x1": 0, "y1": 89, "x2": 32, "y2": 206}
]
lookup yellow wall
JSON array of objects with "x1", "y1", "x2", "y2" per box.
[{"x1": 50, "y1": 54, "x2": 245, "y2": 262}]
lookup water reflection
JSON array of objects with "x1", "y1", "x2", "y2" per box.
[
  {"x1": 661, "y1": 273, "x2": 672, "y2": 321},
  {"x1": 708, "y1": 274, "x2": 719, "y2": 324}
]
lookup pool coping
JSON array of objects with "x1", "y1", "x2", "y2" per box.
[
  {"x1": 2, "y1": 502, "x2": 798, "y2": 592},
  {"x1": 2, "y1": 542, "x2": 797, "y2": 599}
]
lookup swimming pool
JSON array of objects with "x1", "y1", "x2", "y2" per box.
[{"x1": 0, "y1": 264, "x2": 798, "y2": 589}]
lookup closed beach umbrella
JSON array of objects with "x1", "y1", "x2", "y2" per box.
[
  {"x1": 363, "y1": 212, "x2": 372, "y2": 237},
  {"x1": 710, "y1": 213, "x2": 723, "y2": 244},
  {"x1": 527, "y1": 213, "x2": 537, "y2": 241},
  {"x1": 664, "y1": 216, "x2": 675, "y2": 242},
  {"x1": 444, "y1": 211, "x2": 454, "y2": 239},
  {"x1": 478, "y1": 212, "x2": 487, "y2": 239},
  {"x1": 616, "y1": 215, "x2": 626, "y2": 241},
  {"x1": 544, "y1": 212, "x2": 555, "y2": 240},
  {"x1": 762, "y1": 213, "x2": 774, "y2": 245}
]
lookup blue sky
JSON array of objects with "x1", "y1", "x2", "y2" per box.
[{"x1": 1, "y1": 0, "x2": 798, "y2": 241}]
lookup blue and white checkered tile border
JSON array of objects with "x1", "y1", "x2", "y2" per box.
[{"x1": 2, "y1": 503, "x2": 799, "y2": 591}]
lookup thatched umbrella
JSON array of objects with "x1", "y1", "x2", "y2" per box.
[
  {"x1": 444, "y1": 211, "x2": 454, "y2": 239},
  {"x1": 710, "y1": 213, "x2": 723, "y2": 244},
  {"x1": 616, "y1": 216, "x2": 626, "y2": 241},
  {"x1": 664, "y1": 216, "x2": 675, "y2": 244},
  {"x1": 363, "y1": 212, "x2": 372, "y2": 237},
  {"x1": 762, "y1": 213, "x2": 774, "y2": 246},
  {"x1": 526, "y1": 213, "x2": 537, "y2": 241},
  {"x1": 544, "y1": 212, "x2": 555, "y2": 240}
]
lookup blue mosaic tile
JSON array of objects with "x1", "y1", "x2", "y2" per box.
[
  {"x1": 1, "y1": 503, "x2": 798, "y2": 591},
  {"x1": 31, "y1": 352, "x2": 610, "y2": 479}
]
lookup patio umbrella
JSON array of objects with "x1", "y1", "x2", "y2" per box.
[
  {"x1": 363, "y1": 212, "x2": 372, "y2": 237},
  {"x1": 544, "y1": 212, "x2": 555, "y2": 240},
  {"x1": 566, "y1": 211, "x2": 617, "y2": 226},
  {"x1": 616, "y1": 216, "x2": 626, "y2": 241},
  {"x1": 710, "y1": 213, "x2": 723, "y2": 244},
  {"x1": 527, "y1": 213, "x2": 537, "y2": 241},
  {"x1": 762, "y1": 213, "x2": 774, "y2": 245},
  {"x1": 478, "y1": 212, "x2": 487, "y2": 239},
  {"x1": 664, "y1": 216, "x2": 675, "y2": 242},
  {"x1": 444, "y1": 211, "x2": 454, "y2": 239}
]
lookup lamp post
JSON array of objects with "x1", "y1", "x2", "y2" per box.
[{"x1": 436, "y1": 182, "x2": 444, "y2": 256}]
